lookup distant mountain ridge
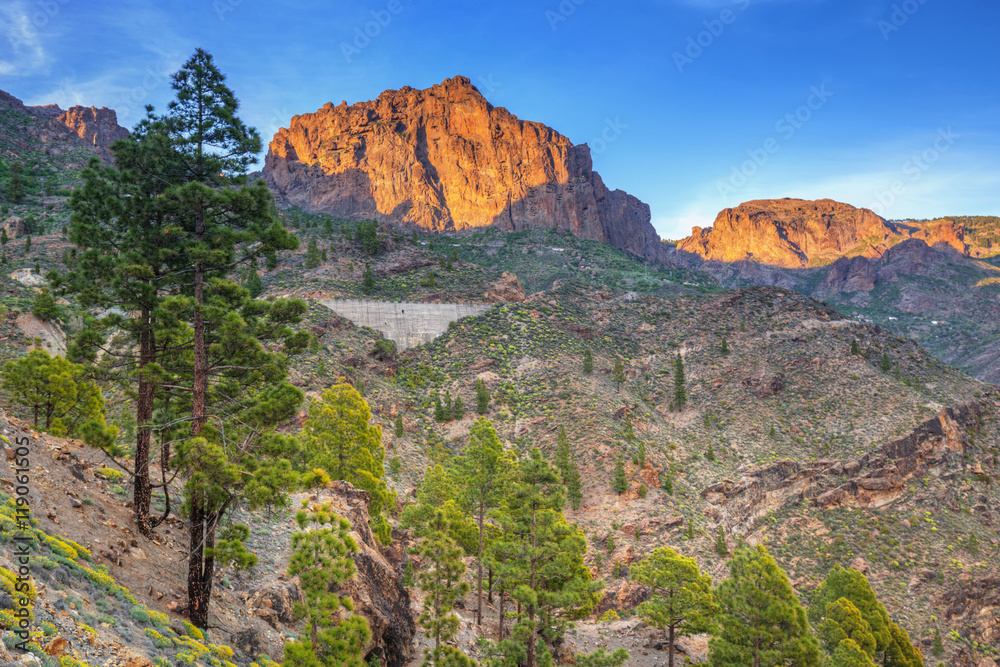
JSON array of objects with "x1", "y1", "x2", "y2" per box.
[
  {"x1": 675, "y1": 198, "x2": 969, "y2": 269},
  {"x1": 261, "y1": 76, "x2": 669, "y2": 264},
  {"x1": 0, "y1": 88, "x2": 127, "y2": 162}
]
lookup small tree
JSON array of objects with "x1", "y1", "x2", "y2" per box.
[
  {"x1": 720, "y1": 338, "x2": 730, "y2": 355},
  {"x1": 475, "y1": 377, "x2": 490, "y2": 414},
  {"x1": 931, "y1": 628, "x2": 943, "y2": 659},
  {"x1": 612, "y1": 359, "x2": 625, "y2": 393},
  {"x1": 715, "y1": 525, "x2": 728, "y2": 558},
  {"x1": 298, "y1": 382, "x2": 395, "y2": 543},
  {"x1": 850, "y1": 340, "x2": 860, "y2": 355},
  {"x1": 880, "y1": 353, "x2": 892, "y2": 372},
  {"x1": 282, "y1": 503, "x2": 371, "y2": 667},
  {"x1": 31, "y1": 290, "x2": 60, "y2": 322},
  {"x1": 304, "y1": 237, "x2": 321, "y2": 268},
  {"x1": 1, "y1": 228, "x2": 7, "y2": 245},
  {"x1": 583, "y1": 349, "x2": 593, "y2": 375},
  {"x1": 434, "y1": 393, "x2": 446, "y2": 422},
  {"x1": 612, "y1": 459, "x2": 627, "y2": 494},
  {"x1": 453, "y1": 396, "x2": 464, "y2": 420},
  {"x1": 362, "y1": 262, "x2": 374, "y2": 295},
  {"x1": 244, "y1": 267, "x2": 264, "y2": 298},
  {"x1": 24, "y1": 235, "x2": 31, "y2": 252},
  {"x1": 673, "y1": 353, "x2": 687, "y2": 410},
  {"x1": 633, "y1": 547, "x2": 717, "y2": 667},
  {"x1": 395, "y1": 413, "x2": 404, "y2": 438},
  {"x1": 417, "y1": 511, "x2": 475, "y2": 667},
  {"x1": 443, "y1": 391, "x2": 453, "y2": 421},
  {"x1": 6, "y1": 161, "x2": 25, "y2": 203}
]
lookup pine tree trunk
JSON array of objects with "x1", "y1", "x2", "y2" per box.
[
  {"x1": 527, "y1": 504, "x2": 537, "y2": 667},
  {"x1": 498, "y1": 588, "x2": 505, "y2": 640},
  {"x1": 488, "y1": 568, "x2": 494, "y2": 603},
  {"x1": 188, "y1": 493, "x2": 206, "y2": 627},
  {"x1": 134, "y1": 317, "x2": 154, "y2": 536},
  {"x1": 192, "y1": 211, "x2": 207, "y2": 437},
  {"x1": 477, "y1": 494, "x2": 485, "y2": 625},
  {"x1": 668, "y1": 624, "x2": 675, "y2": 667}
]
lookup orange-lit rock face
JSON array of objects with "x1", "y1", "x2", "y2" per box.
[
  {"x1": 263, "y1": 76, "x2": 667, "y2": 263},
  {"x1": 677, "y1": 198, "x2": 895, "y2": 268},
  {"x1": 55, "y1": 106, "x2": 128, "y2": 151}
]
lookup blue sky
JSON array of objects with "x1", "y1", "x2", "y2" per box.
[{"x1": 1, "y1": 0, "x2": 997, "y2": 240}]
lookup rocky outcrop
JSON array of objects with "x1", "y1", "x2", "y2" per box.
[
  {"x1": 484, "y1": 271, "x2": 526, "y2": 303},
  {"x1": 1, "y1": 88, "x2": 128, "y2": 163},
  {"x1": 701, "y1": 398, "x2": 990, "y2": 535},
  {"x1": 262, "y1": 76, "x2": 668, "y2": 264},
  {"x1": 821, "y1": 255, "x2": 878, "y2": 292},
  {"x1": 1, "y1": 216, "x2": 29, "y2": 240},
  {"x1": 676, "y1": 199, "x2": 894, "y2": 268},
  {"x1": 321, "y1": 481, "x2": 415, "y2": 667}
]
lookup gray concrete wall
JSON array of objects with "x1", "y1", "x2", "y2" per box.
[{"x1": 318, "y1": 299, "x2": 493, "y2": 350}]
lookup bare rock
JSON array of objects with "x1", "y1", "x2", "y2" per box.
[
  {"x1": 2, "y1": 216, "x2": 28, "y2": 239},
  {"x1": 262, "y1": 76, "x2": 669, "y2": 264},
  {"x1": 676, "y1": 198, "x2": 893, "y2": 268},
  {"x1": 484, "y1": 272, "x2": 526, "y2": 303}
]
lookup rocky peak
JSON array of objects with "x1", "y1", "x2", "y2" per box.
[
  {"x1": 676, "y1": 198, "x2": 895, "y2": 269},
  {"x1": 55, "y1": 105, "x2": 129, "y2": 153},
  {"x1": 262, "y1": 77, "x2": 668, "y2": 264}
]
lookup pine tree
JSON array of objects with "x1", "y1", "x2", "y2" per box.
[
  {"x1": 818, "y1": 598, "x2": 877, "y2": 658},
  {"x1": 488, "y1": 448, "x2": 596, "y2": 667},
  {"x1": 0, "y1": 228, "x2": 7, "y2": 245},
  {"x1": 809, "y1": 565, "x2": 892, "y2": 658},
  {"x1": 475, "y1": 377, "x2": 490, "y2": 414},
  {"x1": 706, "y1": 443, "x2": 716, "y2": 462},
  {"x1": 362, "y1": 262, "x2": 374, "y2": 295},
  {"x1": 966, "y1": 531, "x2": 979, "y2": 555},
  {"x1": 612, "y1": 459, "x2": 628, "y2": 494},
  {"x1": 662, "y1": 467, "x2": 674, "y2": 495},
  {"x1": 565, "y1": 452, "x2": 582, "y2": 510},
  {"x1": 883, "y1": 621, "x2": 924, "y2": 667},
  {"x1": 417, "y1": 511, "x2": 475, "y2": 667},
  {"x1": 31, "y1": 290, "x2": 59, "y2": 322},
  {"x1": 554, "y1": 426, "x2": 571, "y2": 480},
  {"x1": 24, "y1": 235, "x2": 31, "y2": 252},
  {"x1": 298, "y1": 383, "x2": 395, "y2": 543},
  {"x1": 612, "y1": 359, "x2": 625, "y2": 393},
  {"x1": 583, "y1": 349, "x2": 593, "y2": 375},
  {"x1": 304, "y1": 237, "x2": 320, "y2": 268},
  {"x1": 395, "y1": 413, "x2": 404, "y2": 438},
  {"x1": 931, "y1": 628, "x2": 943, "y2": 658},
  {"x1": 770, "y1": 424, "x2": 777, "y2": 439},
  {"x1": 434, "y1": 393, "x2": 446, "y2": 422},
  {"x1": 720, "y1": 338, "x2": 730, "y2": 355},
  {"x1": 673, "y1": 354, "x2": 687, "y2": 410},
  {"x1": 265, "y1": 249, "x2": 278, "y2": 270},
  {"x1": 6, "y1": 161, "x2": 25, "y2": 203},
  {"x1": 452, "y1": 396, "x2": 464, "y2": 419},
  {"x1": 715, "y1": 525, "x2": 728, "y2": 558},
  {"x1": 850, "y1": 340, "x2": 861, "y2": 355},
  {"x1": 443, "y1": 391, "x2": 453, "y2": 421},
  {"x1": 632, "y1": 547, "x2": 717, "y2": 667},
  {"x1": 244, "y1": 266, "x2": 264, "y2": 298},
  {"x1": 831, "y1": 639, "x2": 876, "y2": 667},
  {"x1": 281, "y1": 503, "x2": 370, "y2": 667},
  {"x1": 880, "y1": 352, "x2": 892, "y2": 372},
  {"x1": 709, "y1": 544, "x2": 822, "y2": 667},
  {"x1": 456, "y1": 418, "x2": 514, "y2": 626}
]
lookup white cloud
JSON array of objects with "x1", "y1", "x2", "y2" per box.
[{"x1": 0, "y1": 1, "x2": 50, "y2": 76}]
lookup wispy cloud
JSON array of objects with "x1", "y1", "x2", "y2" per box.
[{"x1": 0, "y1": 1, "x2": 50, "y2": 76}]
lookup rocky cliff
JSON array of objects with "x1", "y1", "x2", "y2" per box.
[
  {"x1": 262, "y1": 76, "x2": 668, "y2": 263},
  {"x1": 676, "y1": 198, "x2": 895, "y2": 268},
  {"x1": 0, "y1": 88, "x2": 128, "y2": 162}
]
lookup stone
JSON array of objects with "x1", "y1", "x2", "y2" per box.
[
  {"x1": 1, "y1": 217, "x2": 28, "y2": 239},
  {"x1": 262, "y1": 76, "x2": 668, "y2": 264},
  {"x1": 43, "y1": 637, "x2": 68, "y2": 657},
  {"x1": 483, "y1": 272, "x2": 526, "y2": 303}
]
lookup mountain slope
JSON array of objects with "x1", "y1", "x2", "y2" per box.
[{"x1": 261, "y1": 76, "x2": 669, "y2": 264}]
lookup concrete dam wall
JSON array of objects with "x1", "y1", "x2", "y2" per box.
[{"x1": 318, "y1": 299, "x2": 494, "y2": 350}]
